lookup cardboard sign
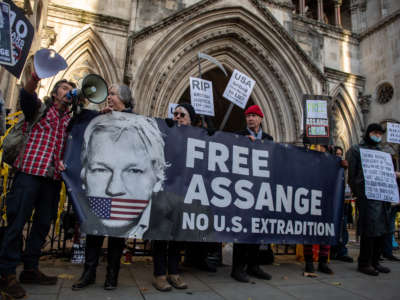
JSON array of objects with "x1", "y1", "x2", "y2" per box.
[
  {"x1": 0, "y1": 1, "x2": 13, "y2": 66},
  {"x1": 387, "y1": 122, "x2": 400, "y2": 144},
  {"x1": 303, "y1": 95, "x2": 330, "y2": 145},
  {"x1": 223, "y1": 69, "x2": 255, "y2": 109},
  {"x1": 190, "y1": 77, "x2": 214, "y2": 116},
  {"x1": 167, "y1": 103, "x2": 178, "y2": 119},
  {"x1": 360, "y1": 148, "x2": 399, "y2": 203},
  {"x1": 3, "y1": 0, "x2": 34, "y2": 78}
]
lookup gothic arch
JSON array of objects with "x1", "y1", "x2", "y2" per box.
[
  {"x1": 330, "y1": 83, "x2": 363, "y2": 150},
  {"x1": 43, "y1": 26, "x2": 119, "y2": 96},
  {"x1": 131, "y1": 6, "x2": 326, "y2": 142}
]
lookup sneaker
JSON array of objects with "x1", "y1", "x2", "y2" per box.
[
  {"x1": 19, "y1": 269, "x2": 58, "y2": 285},
  {"x1": 152, "y1": 276, "x2": 172, "y2": 292},
  {"x1": 1, "y1": 274, "x2": 26, "y2": 298},
  {"x1": 318, "y1": 262, "x2": 334, "y2": 274},
  {"x1": 247, "y1": 266, "x2": 272, "y2": 280},
  {"x1": 373, "y1": 264, "x2": 390, "y2": 273},
  {"x1": 167, "y1": 274, "x2": 187, "y2": 289}
]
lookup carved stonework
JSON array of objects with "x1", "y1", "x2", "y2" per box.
[
  {"x1": 358, "y1": 94, "x2": 371, "y2": 113},
  {"x1": 41, "y1": 27, "x2": 57, "y2": 48}
]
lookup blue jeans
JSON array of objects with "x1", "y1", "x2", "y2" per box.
[{"x1": 0, "y1": 172, "x2": 61, "y2": 275}]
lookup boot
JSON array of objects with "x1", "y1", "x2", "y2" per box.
[
  {"x1": 72, "y1": 267, "x2": 96, "y2": 290},
  {"x1": 72, "y1": 238, "x2": 101, "y2": 291},
  {"x1": 19, "y1": 269, "x2": 58, "y2": 285},
  {"x1": 247, "y1": 265, "x2": 272, "y2": 280},
  {"x1": 104, "y1": 238, "x2": 123, "y2": 291},
  {"x1": 305, "y1": 261, "x2": 315, "y2": 273},
  {"x1": 104, "y1": 266, "x2": 119, "y2": 290},
  {"x1": 318, "y1": 262, "x2": 334, "y2": 274},
  {"x1": 0, "y1": 274, "x2": 26, "y2": 299},
  {"x1": 152, "y1": 276, "x2": 172, "y2": 292},
  {"x1": 231, "y1": 265, "x2": 250, "y2": 283}
]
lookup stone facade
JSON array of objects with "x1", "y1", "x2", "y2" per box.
[{"x1": 0, "y1": 0, "x2": 399, "y2": 151}]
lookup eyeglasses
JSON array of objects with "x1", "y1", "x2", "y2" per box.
[{"x1": 173, "y1": 112, "x2": 186, "y2": 118}]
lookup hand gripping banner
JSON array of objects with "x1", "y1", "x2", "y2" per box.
[{"x1": 62, "y1": 112, "x2": 344, "y2": 245}]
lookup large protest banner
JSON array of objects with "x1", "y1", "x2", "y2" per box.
[{"x1": 62, "y1": 112, "x2": 344, "y2": 245}]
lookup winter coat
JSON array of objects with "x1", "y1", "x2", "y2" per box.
[{"x1": 346, "y1": 141, "x2": 391, "y2": 237}]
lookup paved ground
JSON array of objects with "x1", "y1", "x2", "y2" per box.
[{"x1": 16, "y1": 243, "x2": 400, "y2": 300}]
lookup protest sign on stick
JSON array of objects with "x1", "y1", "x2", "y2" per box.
[
  {"x1": 303, "y1": 95, "x2": 331, "y2": 145},
  {"x1": 220, "y1": 69, "x2": 256, "y2": 130},
  {"x1": 190, "y1": 77, "x2": 214, "y2": 116}
]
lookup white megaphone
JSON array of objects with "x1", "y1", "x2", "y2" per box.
[
  {"x1": 66, "y1": 74, "x2": 108, "y2": 104},
  {"x1": 34, "y1": 48, "x2": 68, "y2": 79}
]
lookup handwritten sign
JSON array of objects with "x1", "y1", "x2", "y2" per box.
[
  {"x1": 190, "y1": 77, "x2": 214, "y2": 116},
  {"x1": 387, "y1": 122, "x2": 400, "y2": 144},
  {"x1": 223, "y1": 69, "x2": 255, "y2": 109},
  {"x1": 360, "y1": 148, "x2": 399, "y2": 203}
]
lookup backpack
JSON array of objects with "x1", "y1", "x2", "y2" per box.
[{"x1": 1, "y1": 103, "x2": 48, "y2": 166}]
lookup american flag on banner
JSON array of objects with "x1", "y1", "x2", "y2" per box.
[{"x1": 88, "y1": 197, "x2": 149, "y2": 221}]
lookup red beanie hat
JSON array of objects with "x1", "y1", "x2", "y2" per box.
[{"x1": 245, "y1": 105, "x2": 264, "y2": 118}]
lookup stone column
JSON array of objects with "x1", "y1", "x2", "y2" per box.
[
  {"x1": 358, "y1": 94, "x2": 371, "y2": 131},
  {"x1": 317, "y1": 0, "x2": 324, "y2": 22},
  {"x1": 299, "y1": 0, "x2": 306, "y2": 16},
  {"x1": 334, "y1": 0, "x2": 342, "y2": 27}
]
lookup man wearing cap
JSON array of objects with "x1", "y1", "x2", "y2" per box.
[
  {"x1": 231, "y1": 104, "x2": 273, "y2": 283},
  {"x1": 347, "y1": 123, "x2": 395, "y2": 276}
]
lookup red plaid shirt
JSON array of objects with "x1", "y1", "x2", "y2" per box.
[{"x1": 14, "y1": 105, "x2": 71, "y2": 180}]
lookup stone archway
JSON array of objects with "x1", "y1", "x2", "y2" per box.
[
  {"x1": 40, "y1": 26, "x2": 119, "y2": 98},
  {"x1": 330, "y1": 83, "x2": 364, "y2": 150},
  {"x1": 131, "y1": 5, "x2": 326, "y2": 143}
]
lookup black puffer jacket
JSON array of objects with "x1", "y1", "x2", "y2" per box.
[{"x1": 346, "y1": 125, "x2": 391, "y2": 237}]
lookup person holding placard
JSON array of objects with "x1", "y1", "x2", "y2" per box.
[
  {"x1": 231, "y1": 105, "x2": 273, "y2": 283},
  {"x1": 346, "y1": 123, "x2": 395, "y2": 276}
]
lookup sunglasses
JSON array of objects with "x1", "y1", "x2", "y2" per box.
[{"x1": 173, "y1": 112, "x2": 186, "y2": 118}]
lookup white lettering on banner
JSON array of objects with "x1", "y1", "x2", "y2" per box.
[
  {"x1": 360, "y1": 148, "x2": 400, "y2": 203},
  {"x1": 223, "y1": 69, "x2": 256, "y2": 109},
  {"x1": 387, "y1": 122, "x2": 400, "y2": 144},
  {"x1": 186, "y1": 137, "x2": 270, "y2": 178},
  {"x1": 184, "y1": 174, "x2": 324, "y2": 216},
  {"x1": 190, "y1": 77, "x2": 214, "y2": 116}
]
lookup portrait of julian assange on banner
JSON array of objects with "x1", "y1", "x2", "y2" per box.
[{"x1": 62, "y1": 112, "x2": 344, "y2": 245}]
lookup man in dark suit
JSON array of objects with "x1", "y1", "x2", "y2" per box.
[{"x1": 231, "y1": 104, "x2": 273, "y2": 282}]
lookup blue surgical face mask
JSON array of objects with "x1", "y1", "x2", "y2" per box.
[{"x1": 370, "y1": 135, "x2": 382, "y2": 143}]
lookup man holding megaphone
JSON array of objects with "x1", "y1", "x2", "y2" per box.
[{"x1": 0, "y1": 49, "x2": 75, "y2": 299}]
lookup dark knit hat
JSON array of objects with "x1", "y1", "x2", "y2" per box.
[
  {"x1": 176, "y1": 103, "x2": 197, "y2": 125},
  {"x1": 364, "y1": 123, "x2": 386, "y2": 145},
  {"x1": 245, "y1": 105, "x2": 264, "y2": 118}
]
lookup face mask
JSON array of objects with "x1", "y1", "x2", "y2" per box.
[{"x1": 370, "y1": 135, "x2": 382, "y2": 143}]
